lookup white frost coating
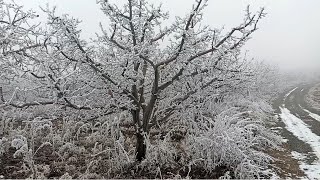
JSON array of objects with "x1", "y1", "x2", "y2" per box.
[
  {"x1": 280, "y1": 107, "x2": 320, "y2": 178},
  {"x1": 284, "y1": 87, "x2": 298, "y2": 100}
]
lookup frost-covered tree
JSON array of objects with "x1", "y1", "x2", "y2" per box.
[{"x1": 1, "y1": 0, "x2": 267, "y2": 164}]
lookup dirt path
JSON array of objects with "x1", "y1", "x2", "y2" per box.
[{"x1": 271, "y1": 83, "x2": 320, "y2": 178}]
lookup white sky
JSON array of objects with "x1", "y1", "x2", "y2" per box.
[{"x1": 15, "y1": 0, "x2": 320, "y2": 71}]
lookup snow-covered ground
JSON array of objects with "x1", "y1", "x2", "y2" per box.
[
  {"x1": 278, "y1": 86, "x2": 320, "y2": 178},
  {"x1": 302, "y1": 107, "x2": 320, "y2": 123},
  {"x1": 284, "y1": 87, "x2": 298, "y2": 100},
  {"x1": 280, "y1": 107, "x2": 320, "y2": 178},
  {"x1": 291, "y1": 151, "x2": 320, "y2": 180}
]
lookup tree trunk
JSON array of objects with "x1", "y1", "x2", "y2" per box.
[{"x1": 135, "y1": 132, "x2": 146, "y2": 161}]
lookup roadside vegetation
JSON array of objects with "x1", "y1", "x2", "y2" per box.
[{"x1": 306, "y1": 83, "x2": 320, "y2": 111}]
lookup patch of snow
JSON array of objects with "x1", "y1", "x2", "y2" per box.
[
  {"x1": 291, "y1": 151, "x2": 307, "y2": 160},
  {"x1": 300, "y1": 162, "x2": 320, "y2": 179},
  {"x1": 291, "y1": 151, "x2": 320, "y2": 179},
  {"x1": 284, "y1": 87, "x2": 298, "y2": 100},
  {"x1": 280, "y1": 107, "x2": 320, "y2": 179},
  {"x1": 270, "y1": 127, "x2": 282, "y2": 130},
  {"x1": 280, "y1": 107, "x2": 320, "y2": 158},
  {"x1": 267, "y1": 170, "x2": 281, "y2": 180},
  {"x1": 270, "y1": 127, "x2": 283, "y2": 134},
  {"x1": 301, "y1": 89, "x2": 304, "y2": 92},
  {"x1": 302, "y1": 108, "x2": 320, "y2": 123}
]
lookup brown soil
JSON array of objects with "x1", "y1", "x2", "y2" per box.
[{"x1": 266, "y1": 143, "x2": 305, "y2": 178}]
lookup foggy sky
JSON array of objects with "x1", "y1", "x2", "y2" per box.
[{"x1": 17, "y1": 0, "x2": 320, "y2": 71}]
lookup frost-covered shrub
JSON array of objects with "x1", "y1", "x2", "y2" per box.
[
  {"x1": 0, "y1": 137, "x2": 8, "y2": 155},
  {"x1": 180, "y1": 96, "x2": 281, "y2": 178},
  {"x1": 0, "y1": 0, "x2": 286, "y2": 178},
  {"x1": 11, "y1": 135, "x2": 29, "y2": 158},
  {"x1": 305, "y1": 83, "x2": 320, "y2": 110}
]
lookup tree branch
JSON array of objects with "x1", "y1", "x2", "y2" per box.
[
  {"x1": 158, "y1": 7, "x2": 264, "y2": 91},
  {"x1": 156, "y1": 0, "x2": 203, "y2": 67}
]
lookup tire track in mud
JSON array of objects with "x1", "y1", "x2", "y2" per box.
[{"x1": 274, "y1": 85, "x2": 320, "y2": 179}]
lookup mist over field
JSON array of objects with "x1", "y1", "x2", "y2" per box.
[{"x1": 19, "y1": 0, "x2": 320, "y2": 72}]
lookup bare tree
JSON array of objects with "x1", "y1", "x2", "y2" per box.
[{"x1": 1, "y1": 0, "x2": 265, "y2": 162}]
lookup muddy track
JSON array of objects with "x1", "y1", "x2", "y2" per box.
[{"x1": 272, "y1": 83, "x2": 320, "y2": 178}]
